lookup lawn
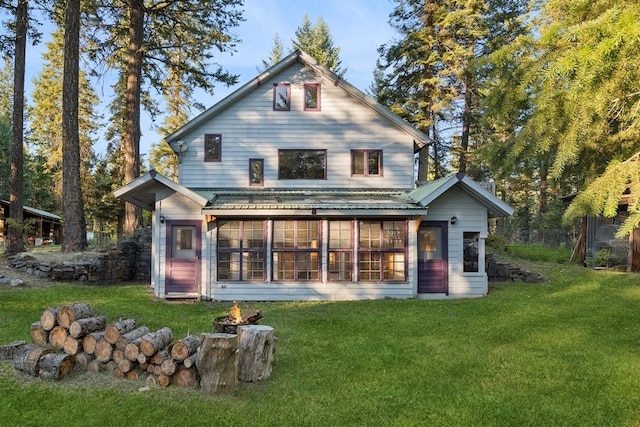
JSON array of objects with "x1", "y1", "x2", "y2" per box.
[{"x1": 1, "y1": 256, "x2": 640, "y2": 426}]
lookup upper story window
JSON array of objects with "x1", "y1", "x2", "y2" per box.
[
  {"x1": 249, "y1": 158, "x2": 264, "y2": 186},
  {"x1": 204, "y1": 134, "x2": 221, "y2": 162},
  {"x1": 351, "y1": 150, "x2": 382, "y2": 176},
  {"x1": 273, "y1": 83, "x2": 291, "y2": 111},
  {"x1": 278, "y1": 149, "x2": 326, "y2": 180},
  {"x1": 304, "y1": 83, "x2": 321, "y2": 111}
]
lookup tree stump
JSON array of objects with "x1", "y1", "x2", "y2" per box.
[
  {"x1": 140, "y1": 327, "x2": 174, "y2": 357},
  {"x1": 38, "y1": 353, "x2": 75, "y2": 380},
  {"x1": 237, "y1": 325, "x2": 275, "y2": 382},
  {"x1": 105, "y1": 318, "x2": 137, "y2": 344},
  {"x1": 30, "y1": 322, "x2": 48, "y2": 346},
  {"x1": 82, "y1": 331, "x2": 105, "y2": 355},
  {"x1": 49, "y1": 326, "x2": 68, "y2": 349},
  {"x1": 196, "y1": 333, "x2": 238, "y2": 395},
  {"x1": 40, "y1": 307, "x2": 60, "y2": 331},
  {"x1": 69, "y1": 316, "x2": 107, "y2": 338},
  {"x1": 13, "y1": 344, "x2": 52, "y2": 376},
  {"x1": 116, "y1": 326, "x2": 150, "y2": 350},
  {"x1": 171, "y1": 335, "x2": 200, "y2": 361},
  {"x1": 57, "y1": 303, "x2": 93, "y2": 329}
]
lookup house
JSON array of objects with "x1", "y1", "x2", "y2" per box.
[
  {"x1": 115, "y1": 50, "x2": 513, "y2": 301},
  {"x1": 0, "y1": 200, "x2": 63, "y2": 245}
]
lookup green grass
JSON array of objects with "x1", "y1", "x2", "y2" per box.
[{"x1": 2, "y1": 264, "x2": 640, "y2": 426}]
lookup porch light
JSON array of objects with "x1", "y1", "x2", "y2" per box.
[
  {"x1": 450, "y1": 216, "x2": 457, "y2": 225},
  {"x1": 160, "y1": 215, "x2": 165, "y2": 224}
]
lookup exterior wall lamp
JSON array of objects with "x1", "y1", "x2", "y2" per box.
[
  {"x1": 160, "y1": 215, "x2": 165, "y2": 224},
  {"x1": 450, "y1": 216, "x2": 457, "y2": 225}
]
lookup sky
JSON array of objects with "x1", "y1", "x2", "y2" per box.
[{"x1": 142, "y1": 0, "x2": 399, "y2": 160}]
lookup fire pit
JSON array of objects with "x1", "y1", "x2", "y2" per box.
[{"x1": 213, "y1": 302, "x2": 263, "y2": 334}]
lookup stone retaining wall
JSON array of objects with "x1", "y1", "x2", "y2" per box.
[
  {"x1": 486, "y1": 253, "x2": 544, "y2": 283},
  {"x1": 6, "y1": 227, "x2": 152, "y2": 285}
]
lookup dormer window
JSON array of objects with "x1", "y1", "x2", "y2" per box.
[
  {"x1": 273, "y1": 83, "x2": 290, "y2": 111},
  {"x1": 304, "y1": 83, "x2": 321, "y2": 111}
]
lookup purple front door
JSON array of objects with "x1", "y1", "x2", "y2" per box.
[
  {"x1": 165, "y1": 221, "x2": 201, "y2": 295},
  {"x1": 417, "y1": 222, "x2": 448, "y2": 294}
]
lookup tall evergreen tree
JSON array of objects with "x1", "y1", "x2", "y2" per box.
[
  {"x1": 87, "y1": 1, "x2": 244, "y2": 235},
  {"x1": 292, "y1": 15, "x2": 345, "y2": 76}
]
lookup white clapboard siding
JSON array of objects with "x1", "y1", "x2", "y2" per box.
[{"x1": 176, "y1": 62, "x2": 415, "y2": 190}]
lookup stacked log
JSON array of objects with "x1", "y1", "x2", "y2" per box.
[{"x1": 11, "y1": 302, "x2": 273, "y2": 391}]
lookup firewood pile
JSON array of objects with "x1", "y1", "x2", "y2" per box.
[{"x1": 6, "y1": 302, "x2": 274, "y2": 394}]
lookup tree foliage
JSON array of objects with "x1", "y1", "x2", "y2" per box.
[{"x1": 292, "y1": 15, "x2": 345, "y2": 76}]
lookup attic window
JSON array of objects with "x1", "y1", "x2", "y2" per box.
[
  {"x1": 204, "y1": 134, "x2": 221, "y2": 162},
  {"x1": 304, "y1": 83, "x2": 320, "y2": 111},
  {"x1": 273, "y1": 83, "x2": 290, "y2": 111}
]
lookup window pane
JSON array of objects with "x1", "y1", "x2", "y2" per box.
[
  {"x1": 273, "y1": 221, "x2": 295, "y2": 248},
  {"x1": 383, "y1": 221, "x2": 405, "y2": 248},
  {"x1": 205, "y1": 134, "x2": 221, "y2": 161},
  {"x1": 360, "y1": 221, "x2": 381, "y2": 248},
  {"x1": 218, "y1": 221, "x2": 240, "y2": 248},
  {"x1": 351, "y1": 151, "x2": 365, "y2": 175},
  {"x1": 278, "y1": 150, "x2": 326, "y2": 179},
  {"x1": 329, "y1": 251, "x2": 351, "y2": 281},
  {"x1": 464, "y1": 232, "x2": 480, "y2": 272},
  {"x1": 359, "y1": 253, "x2": 381, "y2": 281},
  {"x1": 273, "y1": 252, "x2": 295, "y2": 280},
  {"x1": 304, "y1": 84, "x2": 319, "y2": 110},
  {"x1": 297, "y1": 220, "x2": 319, "y2": 248},
  {"x1": 243, "y1": 221, "x2": 264, "y2": 248},
  {"x1": 368, "y1": 151, "x2": 381, "y2": 175},
  {"x1": 243, "y1": 252, "x2": 264, "y2": 280},
  {"x1": 297, "y1": 252, "x2": 319, "y2": 280},
  {"x1": 383, "y1": 252, "x2": 405, "y2": 280},
  {"x1": 329, "y1": 221, "x2": 351, "y2": 249},
  {"x1": 218, "y1": 253, "x2": 240, "y2": 280},
  {"x1": 273, "y1": 84, "x2": 290, "y2": 110},
  {"x1": 249, "y1": 159, "x2": 263, "y2": 185}
]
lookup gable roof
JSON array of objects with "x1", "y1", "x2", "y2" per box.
[
  {"x1": 0, "y1": 200, "x2": 61, "y2": 221},
  {"x1": 113, "y1": 170, "x2": 208, "y2": 211},
  {"x1": 407, "y1": 173, "x2": 514, "y2": 217},
  {"x1": 164, "y1": 50, "x2": 431, "y2": 152}
]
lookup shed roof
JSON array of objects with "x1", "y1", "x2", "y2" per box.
[{"x1": 407, "y1": 173, "x2": 514, "y2": 217}]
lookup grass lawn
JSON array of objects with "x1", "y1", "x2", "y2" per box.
[{"x1": 1, "y1": 254, "x2": 640, "y2": 426}]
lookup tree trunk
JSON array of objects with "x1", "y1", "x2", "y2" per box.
[
  {"x1": 115, "y1": 325, "x2": 150, "y2": 350},
  {"x1": 6, "y1": 0, "x2": 28, "y2": 256},
  {"x1": 61, "y1": 0, "x2": 87, "y2": 252},
  {"x1": 118, "y1": 358, "x2": 137, "y2": 373},
  {"x1": 74, "y1": 352, "x2": 94, "y2": 371},
  {"x1": 40, "y1": 307, "x2": 60, "y2": 331},
  {"x1": 183, "y1": 353, "x2": 197, "y2": 369},
  {"x1": 160, "y1": 358, "x2": 177, "y2": 376},
  {"x1": 237, "y1": 325, "x2": 275, "y2": 382},
  {"x1": 170, "y1": 335, "x2": 200, "y2": 361},
  {"x1": 30, "y1": 322, "x2": 48, "y2": 346},
  {"x1": 196, "y1": 333, "x2": 238, "y2": 395},
  {"x1": 57, "y1": 302, "x2": 93, "y2": 328},
  {"x1": 105, "y1": 318, "x2": 136, "y2": 344},
  {"x1": 0, "y1": 341, "x2": 26, "y2": 360},
  {"x1": 69, "y1": 316, "x2": 106, "y2": 338},
  {"x1": 139, "y1": 327, "x2": 173, "y2": 357},
  {"x1": 14, "y1": 345, "x2": 53, "y2": 376},
  {"x1": 123, "y1": 0, "x2": 145, "y2": 234}
]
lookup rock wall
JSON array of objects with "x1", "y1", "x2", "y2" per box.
[
  {"x1": 486, "y1": 253, "x2": 544, "y2": 283},
  {"x1": 6, "y1": 227, "x2": 152, "y2": 285}
]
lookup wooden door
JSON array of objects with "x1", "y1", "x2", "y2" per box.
[
  {"x1": 417, "y1": 222, "x2": 448, "y2": 294},
  {"x1": 165, "y1": 221, "x2": 201, "y2": 295}
]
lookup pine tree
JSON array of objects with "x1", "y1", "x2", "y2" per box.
[
  {"x1": 292, "y1": 15, "x2": 345, "y2": 76},
  {"x1": 258, "y1": 33, "x2": 284, "y2": 72}
]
